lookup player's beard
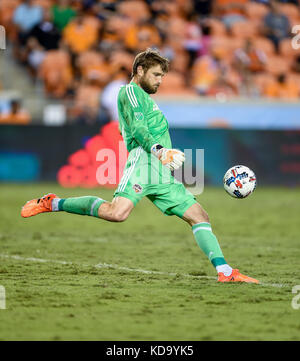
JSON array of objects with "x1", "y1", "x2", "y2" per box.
[{"x1": 140, "y1": 76, "x2": 159, "y2": 94}]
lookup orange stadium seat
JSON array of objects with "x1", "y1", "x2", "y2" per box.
[
  {"x1": 39, "y1": 50, "x2": 73, "y2": 97},
  {"x1": 286, "y1": 72, "x2": 300, "y2": 88},
  {"x1": 167, "y1": 17, "x2": 187, "y2": 39},
  {"x1": 32, "y1": 0, "x2": 54, "y2": 10},
  {"x1": 252, "y1": 37, "x2": 275, "y2": 57},
  {"x1": 230, "y1": 20, "x2": 259, "y2": 39},
  {"x1": 263, "y1": 77, "x2": 299, "y2": 99},
  {"x1": 277, "y1": 3, "x2": 300, "y2": 22},
  {"x1": 279, "y1": 38, "x2": 300, "y2": 57},
  {"x1": 117, "y1": 0, "x2": 151, "y2": 22},
  {"x1": 253, "y1": 73, "x2": 276, "y2": 93},
  {"x1": 73, "y1": 84, "x2": 102, "y2": 113},
  {"x1": 209, "y1": 35, "x2": 233, "y2": 59},
  {"x1": 76, "y1": 51, "x2": 110, "y2": 85},
  {"x1": 228, "y1": 37, "x2": 245, "y2": 53},
  {"x1": 77, "y1": 51, "x2": 104, "y2": 72},
  {"x1": 109, "y1": 50, "x2": 135, "y2": 73},
  {"x1": 63, "y1": 17, "x2": 100, "y2": 54},
  {"x1": 207, "y1": 18, "x2": 227, "y2": 36},
  {"x1": 124, "y1": 23, "x2": 161, "y2": 51},
  {"x1": 245, "y1": 2, "x2": 269, "y2": 21},
  {"x1": 0, "y1": 0, "x2": 21, "y2": 40},
  {"x1": 266, "y1": 55, "x2": 291, "y2": 75},
  {"x1": 158, "y1": 71, "x2": 196, "y2": 96}
]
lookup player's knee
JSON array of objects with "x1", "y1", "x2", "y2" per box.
[{"x1": 112, "y1": 210, "x2": 130, "y2": 222}]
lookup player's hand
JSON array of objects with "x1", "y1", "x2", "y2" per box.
[
  {"x1": 151, "y1": 144, "x2": 185, "y2": 170},
  {"x1": 159, "y1": 148, "x2": 185, "y2": 170}
]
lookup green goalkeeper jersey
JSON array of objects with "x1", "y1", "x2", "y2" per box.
[{"x1": 117, "y1": 81, "x2": 172, "y2": 153}]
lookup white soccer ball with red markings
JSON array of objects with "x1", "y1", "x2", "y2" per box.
[{"x1": 223, "y1": 165, "x2": 257, "y2": 199}]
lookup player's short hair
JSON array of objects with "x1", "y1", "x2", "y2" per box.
[{"x1": 132, "y1": 48, "x2": 169, "y2": 77}]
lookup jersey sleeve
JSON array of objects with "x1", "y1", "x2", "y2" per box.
[{"x1": 123, "y1": 84, "x2": 157, "y2": 153}]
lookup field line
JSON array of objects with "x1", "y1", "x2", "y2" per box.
[
  {"x1": 0, "y1": 254, "x2": 284, "y2": 288},
  {"x1": 0, "y1": 253, "x2": 215, "y2": 280}
]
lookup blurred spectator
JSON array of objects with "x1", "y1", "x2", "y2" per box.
[
  {"x1": 51, "y1": 0, "x2": 77, "y2": 32},
  {"x1": 125, "y1": 21, "x2": 162, "y2": 52},
  {"x1": 100, "y1": 68, "x2": 129, "y2": 122},
  {"x1": 183, "y1": 14, "x2": 202, "y2": 68},
  {"x1": 13, "y1": 0, "x2": 43, "y2": 46},
  {"x1": 91, "y1": 0, "x2": 118, "y2": 21},
  {"x1": 194, "y1": 0, "x2": 213, "y2": 17},
  {"x1": 38, "y1": 43, "x2": 73, "y2": 98},
  {"x1": 5, "y1": 0, "x2": 300, "y2": 104},
  {"x1": 264, "y1": 73, "x2": 299, "y2": 99},
  {"x1": 62, "y1": 12, "x2": 100, "y2": 54},
  {"x1": 234, "y1": 38, "x2": 267, "y2": 73},
  {"x1": 233, "y1": 38, "x2": 267, "y2": 95},
  {"x1": 197, "y1": 23, "x2": 212, "y2": 57},
  {"x1": 71, "y1": 78, "x2": 102, "y2": 124},
  {"x1": 0, "y1": 99, "x2": 31, "y2": 125},
  {"x1": 261, "y1": 1, "x2": 291, "y2": 52},
  {"x1": 191, "y1": 54, "x2": 223, "y2": 95},
  {"x1": 76, "y1": 48, "x2": 112, "y2": 88},
  {"x1": 215, "y1": 0, "x2": 248, "y2": 29},
  {"x1": 29, "y1": 9, "x2": 61, "y2": 51},
  {"x1": 27, "y1": 37, "x2": 46, "y2": 77}
]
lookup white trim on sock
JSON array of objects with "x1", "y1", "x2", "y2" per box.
[
  {"x1": 51, "y1": 198, "x2": 61, "y2": 212},
  {"x1": 90, "y1": 198, "x2": 103, "y2": 216}
]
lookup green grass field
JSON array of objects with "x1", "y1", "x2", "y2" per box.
[{"x1": 0, "y1": 183, "x2": 299, "y2": 341}]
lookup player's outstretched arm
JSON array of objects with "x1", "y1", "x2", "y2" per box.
[{"x1": 151, "y1": 144, "x2": 185, "y2": 171}]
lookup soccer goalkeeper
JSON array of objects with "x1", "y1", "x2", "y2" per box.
[{"x1": 21, "y1": 49, "x2": 259, "y2": 284}]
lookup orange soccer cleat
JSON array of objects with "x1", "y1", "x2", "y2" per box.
[
  {"x1": 218, "y1": 269, "x2": 259, "y2": 284},
  {"x1": 21, "y1": 193, "x2": 58, "y2": 218}
]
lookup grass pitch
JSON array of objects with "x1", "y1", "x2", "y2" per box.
[{"x1": 0, "y1": 183, "x2": 300, "y2": 341}]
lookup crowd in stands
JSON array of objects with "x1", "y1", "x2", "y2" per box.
[{"x1": 0, "y1": 0, "x2": 300, "y2": 124}]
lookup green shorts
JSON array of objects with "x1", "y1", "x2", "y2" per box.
[{"x1": 113, "y1": 146, "x2": 197, "y2": 218}]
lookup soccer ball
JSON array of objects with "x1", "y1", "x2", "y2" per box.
[{"x1": 223, "y1": 165, "x2": 257, "y2": 199}]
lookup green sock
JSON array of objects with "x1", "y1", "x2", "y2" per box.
[
  {"x1": 52, "y1": 196, "x2": 106, "y2": 218},
  {"x1": 192, "y1": 222, "x2": 228, "y2": 268}
]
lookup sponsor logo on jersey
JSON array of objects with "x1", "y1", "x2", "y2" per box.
[
  {"x1": 134, "y1": 112, "x2": 144, "y2": 121},
  {"x1": 132, "y1": 184, "x2": 143, "y2": 193}
]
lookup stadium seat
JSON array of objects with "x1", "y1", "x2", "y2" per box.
[
  {"x1": 117, "y1": 0, "x2": 151, "y2": 22},
  {"x1": 124, "y1": 23, "x2": 161, "y2": 51},
  {"x1": 230, "y1": 20, "x2": 259, "y2": 39},
  {"x1": 39, "y1": 50, "x2": 73, "y2": 97},
  {"x1": 63, "y1": 17, "x2": 100, "y2": 54},
  {"x1": 265, "y1": 55, "x2": 291, "y2": 75},
  {"x1": 158, "y1": 71, "x2": 196, "y2": 96},
  {"x1": 277, "y1": 3, "x2": 300, "y2": 22},
  {"x1": 32, "y1": 0, "x2": 53, "y2": 10},
  {"x1": 253, "y1": 73, "x2": 276, "y2": 93},
  {"x1": 245, "y1": 2, "x2": 269, "y2": 21},
  {"x1": 252, "y1": 37, "x2": 275, "y2": 57},
  {"x1": 77, "y1": 51, "x2": 105, "y2": 73},
  {"x1": 209, "y1": 35, "x2": 232, "y2": 59},
  {"x1": 73, "y1": 84, "x2": 102, "y2": 113},
  {"x1": 207, "y1": 18, "x2": 227, "y2": 36},
  {"x1": 279, "y1": 38, "x2": 300, "y2": 57}
]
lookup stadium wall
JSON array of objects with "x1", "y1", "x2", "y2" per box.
[{"x1": 1, "y1": 125, "x2": 300, "y2": 186}]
